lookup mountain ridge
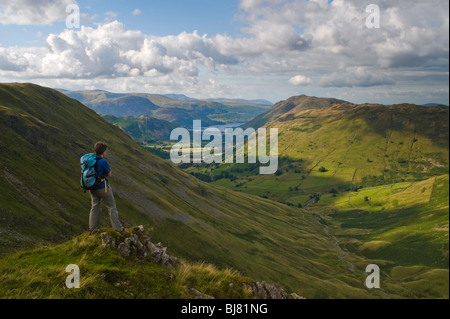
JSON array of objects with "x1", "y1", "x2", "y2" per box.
[
  {"x1": 245, "y1": 94, "x2": 450, "y2": 130},
  {"x1": 62, "y1": 90, "x2": 270, "y2": 127},
  {"x1": 244, "y1": 95, "x2": 356, "y2": 129}
]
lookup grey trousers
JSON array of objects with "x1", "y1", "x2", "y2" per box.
[{"x1": 89, "y1": 186, "x2": 123, "y2": 232}]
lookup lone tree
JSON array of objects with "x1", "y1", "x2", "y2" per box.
[{"x1": 319, "y1": 166, "x2": 328, "y2": 173}]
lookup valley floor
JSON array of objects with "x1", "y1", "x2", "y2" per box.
[{"x1": 303, "y1": 175, "x2": 449, "y2": 299}]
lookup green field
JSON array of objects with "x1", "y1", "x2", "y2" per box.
[{"x1": 312, "y1": 175, "x2": 449, "y2": 298}]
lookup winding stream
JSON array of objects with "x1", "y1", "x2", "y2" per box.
[{"x1": 305, "y1": 201, "x2": 392, "y2": 299}]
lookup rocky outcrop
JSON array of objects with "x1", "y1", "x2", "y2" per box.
[
  {"x1": 99, "y1": 226, "x2": 303, "y2": 299},
  {"x1": 100, "y1": 226, "x2": 178, "y2": 268},
  {"x1": 243, "y1": 281, "x2": 304, "y2": 300}
]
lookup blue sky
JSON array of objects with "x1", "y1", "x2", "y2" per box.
[
  {"x1": 1, "y1": 1, "x2": 241, "y2": 46},
  {"x1": 0, "y1": 0, "x2": 449, "y2": 105},
  {"x1": 83, "y1": 0, "x2": 242, "y2": 36}
]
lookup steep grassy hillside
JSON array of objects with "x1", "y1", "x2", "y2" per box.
[
  {"x1": 271, "y1": 100, "x2": 449, "y2": 182},
  {"x1": 1, "y1": 83, "x2": 386, "y2": 298}
]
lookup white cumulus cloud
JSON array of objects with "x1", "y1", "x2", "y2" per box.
[
  {"x1": 0, "y1": 0, "x2": 448, "y2": 104},
  {"x1": 132, "y1": 9, "x2": 142, "y2": 16},
  {"x1": 0, "y1": 0, "x2": 78, "y2": 25},
  {"x1": 0, "y1": 21, "x2": 238, "y2": 88},
  {"x1": 289, "y1": 75, "x2": 311, "y2": 86}
]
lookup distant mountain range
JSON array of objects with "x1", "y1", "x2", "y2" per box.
[
  {"x1": 163, "y1": 93, "x2": 273, "y2": 106},
  {"x1": 422, "y1": 103, "x2": 449, "y2": 107},
  {"x1": 60, "y1": 90, "x2": 271, "y2": 128}
]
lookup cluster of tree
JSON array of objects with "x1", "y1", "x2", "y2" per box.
[
  {"x1": 319, "y1": 166, "x2": 328, "y2": 173},
  {"x1": 190, "y1": 172, "x2": 212, "y2": 183},
  {"x1": 285, "y1": 202, "x2": 303, "y2": 208},
  {"x1": 309, "y1": 193, "x2": 321, "y2": 202},
  {"x1": 215, "y1": 171, "x2": 237, "y2": 181}
]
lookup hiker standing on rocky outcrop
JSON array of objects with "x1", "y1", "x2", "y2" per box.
[{"x1": 87, "y1": 142, "x2": 125, "y2": 235}]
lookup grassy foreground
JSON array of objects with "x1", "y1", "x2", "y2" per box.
[{"x1": 0, "y1": 228, "x2": 262, "y2": 299}]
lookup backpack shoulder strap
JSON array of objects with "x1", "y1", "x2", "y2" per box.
[{"x1": 95, "y1": 157, "x2": 108, "y2": 193}]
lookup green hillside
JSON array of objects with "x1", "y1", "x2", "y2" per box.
[
  {"x1": 244, "y1": 95, "x2": 352, "y2": 130},
  {"x1": 313, "y1": 174, "x2": 449, "y2": 299},
  {"x1": 188, "y1": 95, "x2": 448, "y2": 204},
  {"x1": 0, "y1": 83, "x2": 390, "y2": 298},
  {"x1": 102, "y1": 115, "x2": 176, "y2": 142},
  {"x1": 271, "y1": 100, "x2": 448, "y2": 182},
  {"x1": 94, "y1": 95, "x2": 160, "y2": 117}
]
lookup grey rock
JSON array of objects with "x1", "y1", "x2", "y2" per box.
[
  {"x1": 98, "y1": 226, "x2": 178, "y2": 268},
  {"x1": 146, "y1": 240, "x2": 155, "y2": 251},
  {"x1": 151, "y1": 253, "x2": 162, "y2": 263},
  {"x1": 149, "y1": 242, "x2": 162, "y2": 255},
  {"x1": 136, "y1": 238, "x2": 144, "y2": 249},
  {"x1": 160, "y1": 252, "x2": 170, "y2": 265},
  {"x1": 168, "y1": 256, "x2": 178, "y2": 267},
  {"x1": 243, "y1": 281, "x2": 298, "y2": 299},
  {"x1": 261, "y1": 281, "x2": 289, "y2": 299},
  {"x1": 100, "y1": 232, "x2": 111, "y2": 248},
  {"x1": 130, "y1": 234, "x2": 139, "y2": 245},
  {"x1": 189, "y1": 288, "x2": 214, "y2": 299},
  {"x1": 118, "y1": 242, "x2": 130, "y2": 257}
]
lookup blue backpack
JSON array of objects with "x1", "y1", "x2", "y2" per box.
[{"x1": 80, "y1": 153, "x2": 105, "y2": 191}]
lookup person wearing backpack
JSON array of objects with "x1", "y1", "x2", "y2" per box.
[{"x1": 82, "y1": 142, "x2": 126, "y2": 235}]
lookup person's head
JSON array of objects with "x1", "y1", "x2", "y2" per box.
[{"x1": 94, "y1": 142, "x2": 108, "y2": 157}]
